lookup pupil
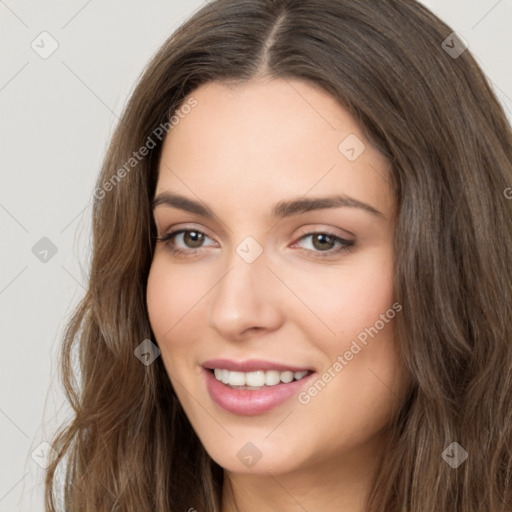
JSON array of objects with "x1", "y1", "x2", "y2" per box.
[
  {"x1": 314, "y1": 234, "x2": 333, "y2": 251},
  {"x1": 185, "y1": 231, "x2": 204, "y2": 248}
]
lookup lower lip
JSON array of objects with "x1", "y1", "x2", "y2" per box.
[{"x1": 203, "y1": 367, "x2": 316, "y2": 416}]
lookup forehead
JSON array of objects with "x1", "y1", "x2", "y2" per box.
[{"x1": 156, "y1": 78, "x2": 394, "y2": 220}]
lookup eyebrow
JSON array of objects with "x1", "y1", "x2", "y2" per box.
[{"x1": 152, "y1": 191, "x2": 385, "y2": 220}]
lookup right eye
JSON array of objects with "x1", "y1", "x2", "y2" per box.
[{"x1": 155, "y1": 228, "x2": 217, "y2": 257}]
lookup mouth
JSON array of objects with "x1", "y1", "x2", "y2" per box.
[{"x1": 202, "y1": 362, "x2": 317, "y2": 416}]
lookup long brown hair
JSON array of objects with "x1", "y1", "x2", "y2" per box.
[{"x1": 45, "y1": 1, "x2": 512, "y2": 510}]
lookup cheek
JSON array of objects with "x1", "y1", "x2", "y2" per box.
[
  {"x1": 146, "y1": 260, "x2": 194, "y2": 357},
  {"x1": 146, "y1": 262, "x2": 172, "y2": 340},
  {"x1": 294, "y1": 248, "x2": 401, "y2": 423},
  {"x1": 291, "y1": 248, "x2": 395, "y2": 341},
  {"x1": 146, "y1": 261, "x2": 197, "y2": 397},
  {"x1": 146, "y1": 258, "x2": 204, "y2": 339}
]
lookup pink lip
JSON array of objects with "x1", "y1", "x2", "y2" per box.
[
  {"x1": 203, "y1": 367, "x2": 316, "y2": 416},
  {"x1": 202, "y1": 358, "x2": 314, "y2": 373}
]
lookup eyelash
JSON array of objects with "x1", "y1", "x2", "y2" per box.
[{"x1": 154, "y1": 228, "x2": 355, "y2": 259}]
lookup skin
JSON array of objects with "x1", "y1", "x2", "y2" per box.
[{"x1": 146, "y1": 77, "x2": 409, "y2": 511}]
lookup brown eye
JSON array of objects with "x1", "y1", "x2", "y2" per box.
[
  {"x1": 156, "y1": 228, "x2": 216, "y2": 258},
  {"x1": 311, "y1": 233, "x2": 337, "y2": 251},
  {"x1": 293, "y1": 231, "x2": 355, "y2": 259},
  {"x1": 182, "y1": 230, "x2": 205, "y2": 249}
]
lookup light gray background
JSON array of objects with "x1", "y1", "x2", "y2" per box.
[{"x1": 1, "y1": 1, "x2": 511, "y2": 510}]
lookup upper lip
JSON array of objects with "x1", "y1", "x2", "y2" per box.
[{"x1": 202, "y1": 358, "x2": 315, "y2": 373}]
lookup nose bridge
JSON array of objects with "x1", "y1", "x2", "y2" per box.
[{"x1": 207, "y1": 240, "x2": 281, "y2": 337}]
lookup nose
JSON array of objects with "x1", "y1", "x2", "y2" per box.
[{"x1": 207, "y1": 248, "x2": 284, "y2": 341}]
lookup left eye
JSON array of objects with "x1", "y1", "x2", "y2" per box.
[{"x1": 293, "y1": 232, "x2": 354, "y2": 254}]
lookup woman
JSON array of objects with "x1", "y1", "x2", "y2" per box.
[{"x1": 45, "y1": 0, "x2": 512, "y2": 510}]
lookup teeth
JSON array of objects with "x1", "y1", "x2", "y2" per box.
[
  {"x1": 212, "y1": 368, "x2": 310, "y2": 388},
  {"x1": 265, "y1": 370, "x2": 281, "y2": 386},
  {"x1": 246, "y1": 371, "x2": 265, "y2": 387},
  {"x1": 280, "y1": 371, "x2": 294, "y2": 383},
  {"x1": 228, "y1": 371, "x2": 245, "y2": 386}
]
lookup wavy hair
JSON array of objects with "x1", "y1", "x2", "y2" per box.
[{"x1": 45, "y1": 0, "x2": 512, "y2": 510}]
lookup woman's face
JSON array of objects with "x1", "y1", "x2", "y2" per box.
[{"x1": 147, "y1": 78, "x2": 407, "y2": 477}]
